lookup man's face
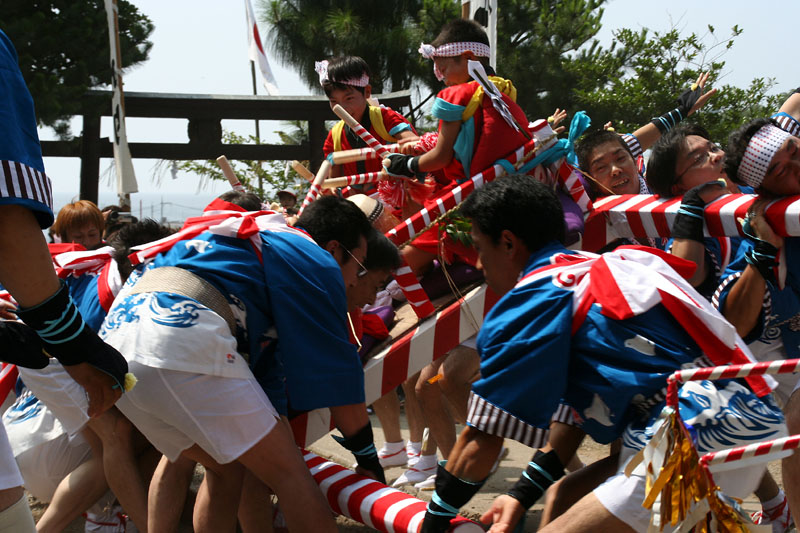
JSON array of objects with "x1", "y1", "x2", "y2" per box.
[
  {"x1": 471, "y1": 226, "x2": 520, "y2": 296},
  {"x1": 347, "y1": 268, "x2": 390, "y2": 310},
  {"x1": 673, "y1": 135, "x2": 729, "y2": 193},
  {"x1": 338, "y1": 235, "x2": 368, "y2": 289},
  {"x1": 588, "y1": 141, "x2": 639, "y2": 196},
  {"x1": 328, "y1": 86, "x2": 369, "y2": 123},
  {"x1": 760, "y1": 135, "x2": 800, "y2": 195}
]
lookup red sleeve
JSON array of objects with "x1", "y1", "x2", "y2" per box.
[
  {"x1": 379, "y1": 106, "x2": 417, "y2": 135},
  {"x1": 322, "y1": 129, "x2": 335, "y2": 157},
  {"x1": 437, "y1": 82, "x2": 479, "y2": 108}
]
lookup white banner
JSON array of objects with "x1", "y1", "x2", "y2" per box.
[
  {"x1": 104, "y1": 0, "x2": 138, "y2": 196},
  {"x1": 245, "y1": 0, "x2": 280, "y2": 95}
]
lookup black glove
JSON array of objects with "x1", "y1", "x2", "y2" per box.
[
  {"x1": 16, "y1": 281, "x2": 129, "y2": 390},
  {"x1": 672, "y1": 180, "x2": 726, "y2": 242},
  {"x1": 0, "y1": 321, "x2": 49, "y2": 369},
  {"x1": 383, "y1": 153, "x2": 424, "y2": 181},
  {"x1": 420, "y1": 461, "x2": 486, "y2": 533},
  {"x1": 651, "y1": 83, "x2": 704, "y2": 133},
  {"x1": 332, "y1": 422, "x2": 386, "y2": 484},
  {"x1": 741, "y1": 216, "x2": 780, "y2": 286},
  {"x1": 506, "y1": 449, "x2": 565, "y2": 510}
]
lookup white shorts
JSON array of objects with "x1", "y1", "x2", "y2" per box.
[
  {"x1": 0, "y1": 425, "x2": 22, "y2": 491},
  {"x1": 15, "y1": 432, "x2": 90, "y2": 502},
  {"x1": 117, "y1": 361, "x2": 279, "y2": 464},
  {"x1": 17, "y1": 362, "x2": 89, "y2": 437}
]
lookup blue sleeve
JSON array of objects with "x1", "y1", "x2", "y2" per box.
[
  {"x1": 431, "y1": 97, "x2": 465, "y2": 122},
  {"x1": 472, "y1": 281, "x2": 573, "y2": 431},
  {"x1": 388, "y1": 123, "x2": 412, "y2": 136},
  {"x1": 713, "y1": 239, "x2": 766, "y2": 341},
  {"x1": 261, "y1": 233, "x2": 364, "y2": 412}
]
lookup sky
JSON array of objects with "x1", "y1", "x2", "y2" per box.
[{"x1": 38, "y1": 0, "x2": 800, "y2": 204}]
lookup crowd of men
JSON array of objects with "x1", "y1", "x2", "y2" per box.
[{"x1": 2, "y1": 15, "x2": 800, "y2": 533}]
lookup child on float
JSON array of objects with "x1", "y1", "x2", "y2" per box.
[{"x1": 318, "y1": 55, "x2": 419, "y2": 195}]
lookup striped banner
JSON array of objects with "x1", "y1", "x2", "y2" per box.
[
  {"x1": 582, "y1": 193, "x2": 800, "y2": 251},
  {"x1": 392, "y1": 258, "x2": 435, "y2": 319},
  {"x1": 386, "y1": 139, "x2": 537, "y2": 246},
  {"x1": 291, "y1": 283, "x2": 499, "y2": 447},
  {"x1": 304, "y1": 450, "x2": 483, "y2": 532}
]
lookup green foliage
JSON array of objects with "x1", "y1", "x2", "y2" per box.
[
  {"x1": 1, "y1": 0, "x2": 153, "y2": 137},
  {"x1": 264, "y1": 0, "x2": 438, "y2": 93},
  {"x1": 496, "y1": 0, "x2": 605, "y2": 119},
  {"x1": 567, "y1": 24, "x2": 784, "y2": 142},
  {"x1": 442, "y1": 209, "x2": 473, "y2": 248},
  {"x1": 168, "y1": 128, "x2": 310, "y2": 203}
]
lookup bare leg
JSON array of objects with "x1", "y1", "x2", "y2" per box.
[
  {"x1": 372, "y1": 390, "x2": 403, "y2": 444},
  {"x1": 538, "y1": 453, "x2": 618, "y2": 529},
  {"x1": 782, "y1": 388, "x2": 800, "y2": 520},
  {"x1": 438, "y1": 346, "x2": 479, "y2": 425},
  {"x1": 184, "y1": 451, "x2": 243, "y2": 533},
  {"x1": 236, "y1": 420, "x2": 337, "y2": 533},
  {"x1": 237, "y1": 471, "x2": 275, "y2": 533},
  {"x1": 36, "y1": 430, "x2": 107, "y2": 533},
  {"x1": 401, "y1": 374, "x2": 424, "y2": 443},
  {"x1": 86, "y1": 408, "x2": 149, "y2": 532},
  {"x1": 416, "y1": 359, "x2": 456, "y2": 458},
  {"x1": 539, "y1": 492, "x2": 635, "y2": 533},
  {"x1": 148, "y1": 455, "x2": 196, "y2": 533}
]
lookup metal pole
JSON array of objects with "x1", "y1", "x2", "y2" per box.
[{"x1": 251, "y1": 61, "x2": 264, "y2": 195}]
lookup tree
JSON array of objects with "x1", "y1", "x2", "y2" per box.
[
  {"x1": 1, "y1": 0, "x2": 153, "y2": 137},
  {"x1": 264, "y1": 0, "x2": 433, "y2": 94},
  {"x1": 163, "y1": 125, "x2": 311, "y2": 202},
  {"x1": 261, "y1": 0, "x2": 608, "y2": 112},
  {"x1": 567, "y1": 24, "x2": 786, "y2": 141},
  {"x1": 495, "y1": 0, "x2": 606, "y2": 119}
]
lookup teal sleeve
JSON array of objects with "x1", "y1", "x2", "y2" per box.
[{"x1": 432, "y1": 97, "x2": 465, "y2": 122}]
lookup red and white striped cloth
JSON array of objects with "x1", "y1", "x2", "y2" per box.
[
  {"x1": 291, "y1": 284, "x2": 499, "y2": 447},
  {"x1": 386, "y1": 139, "x2": 536, "y2": 246},
  {"x1": 581, "y1": 193, "x2": 795, "y2": 251},
  {"x1": 392, "y1": 258, "x2": 435, "y2": 319},
  {"x1": 304, "y1": 449, "x2": 482, "y2": 532}
]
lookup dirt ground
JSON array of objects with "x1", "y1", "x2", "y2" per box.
[{"x1": 31, "y1": 412, "x2": 783, "y2": 532}]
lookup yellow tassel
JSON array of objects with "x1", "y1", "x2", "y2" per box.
[{"x1": 123, "y1": 372, "x2": 137, "y2": 392}]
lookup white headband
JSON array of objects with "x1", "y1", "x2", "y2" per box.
[
  {"x1": 314, "y1": 60, "x2": 370, "y2": 88},
  {"x1": 418, "y1": 41, "x2": 490, "y2": 81},
  {"x1": 418, "y1": 41, "x2": 490, "y2": 59},
  {"x1": 738, "y1": 123, "x2": 791, "y2": 188}
]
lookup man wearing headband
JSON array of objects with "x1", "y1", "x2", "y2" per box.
[
  {"x1": 715, "y1": 96, "x2": 800, "y2": 524},
  {"x1": 419, "y1": 175, "x2": 783, "y2": 533},
  {"x1": 318, "y1": 56, "x2": 418, "y2": 193},
  {"x1": 382, "y1": 19, "x2": 529, "y2": 185}
]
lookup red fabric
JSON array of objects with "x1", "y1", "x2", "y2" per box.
[
  {"x1": 348, "y1": 307, "x2": 363, "y2": 345},
  {"x1": 435, "y1": 80, "x2": 530, "y2": 183},
  {"x1": 0, "y1": 364, "x2": 17, "y2": 405},
  {"x1": 203, "y1": 198, "x2": 248, "y2": 213},
  {"x1": 361, "y1": 312, "x2": 389, "y2": 340},
  {"x1": 323, "y1": 106, "x2": 416, "y2": 177}
]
